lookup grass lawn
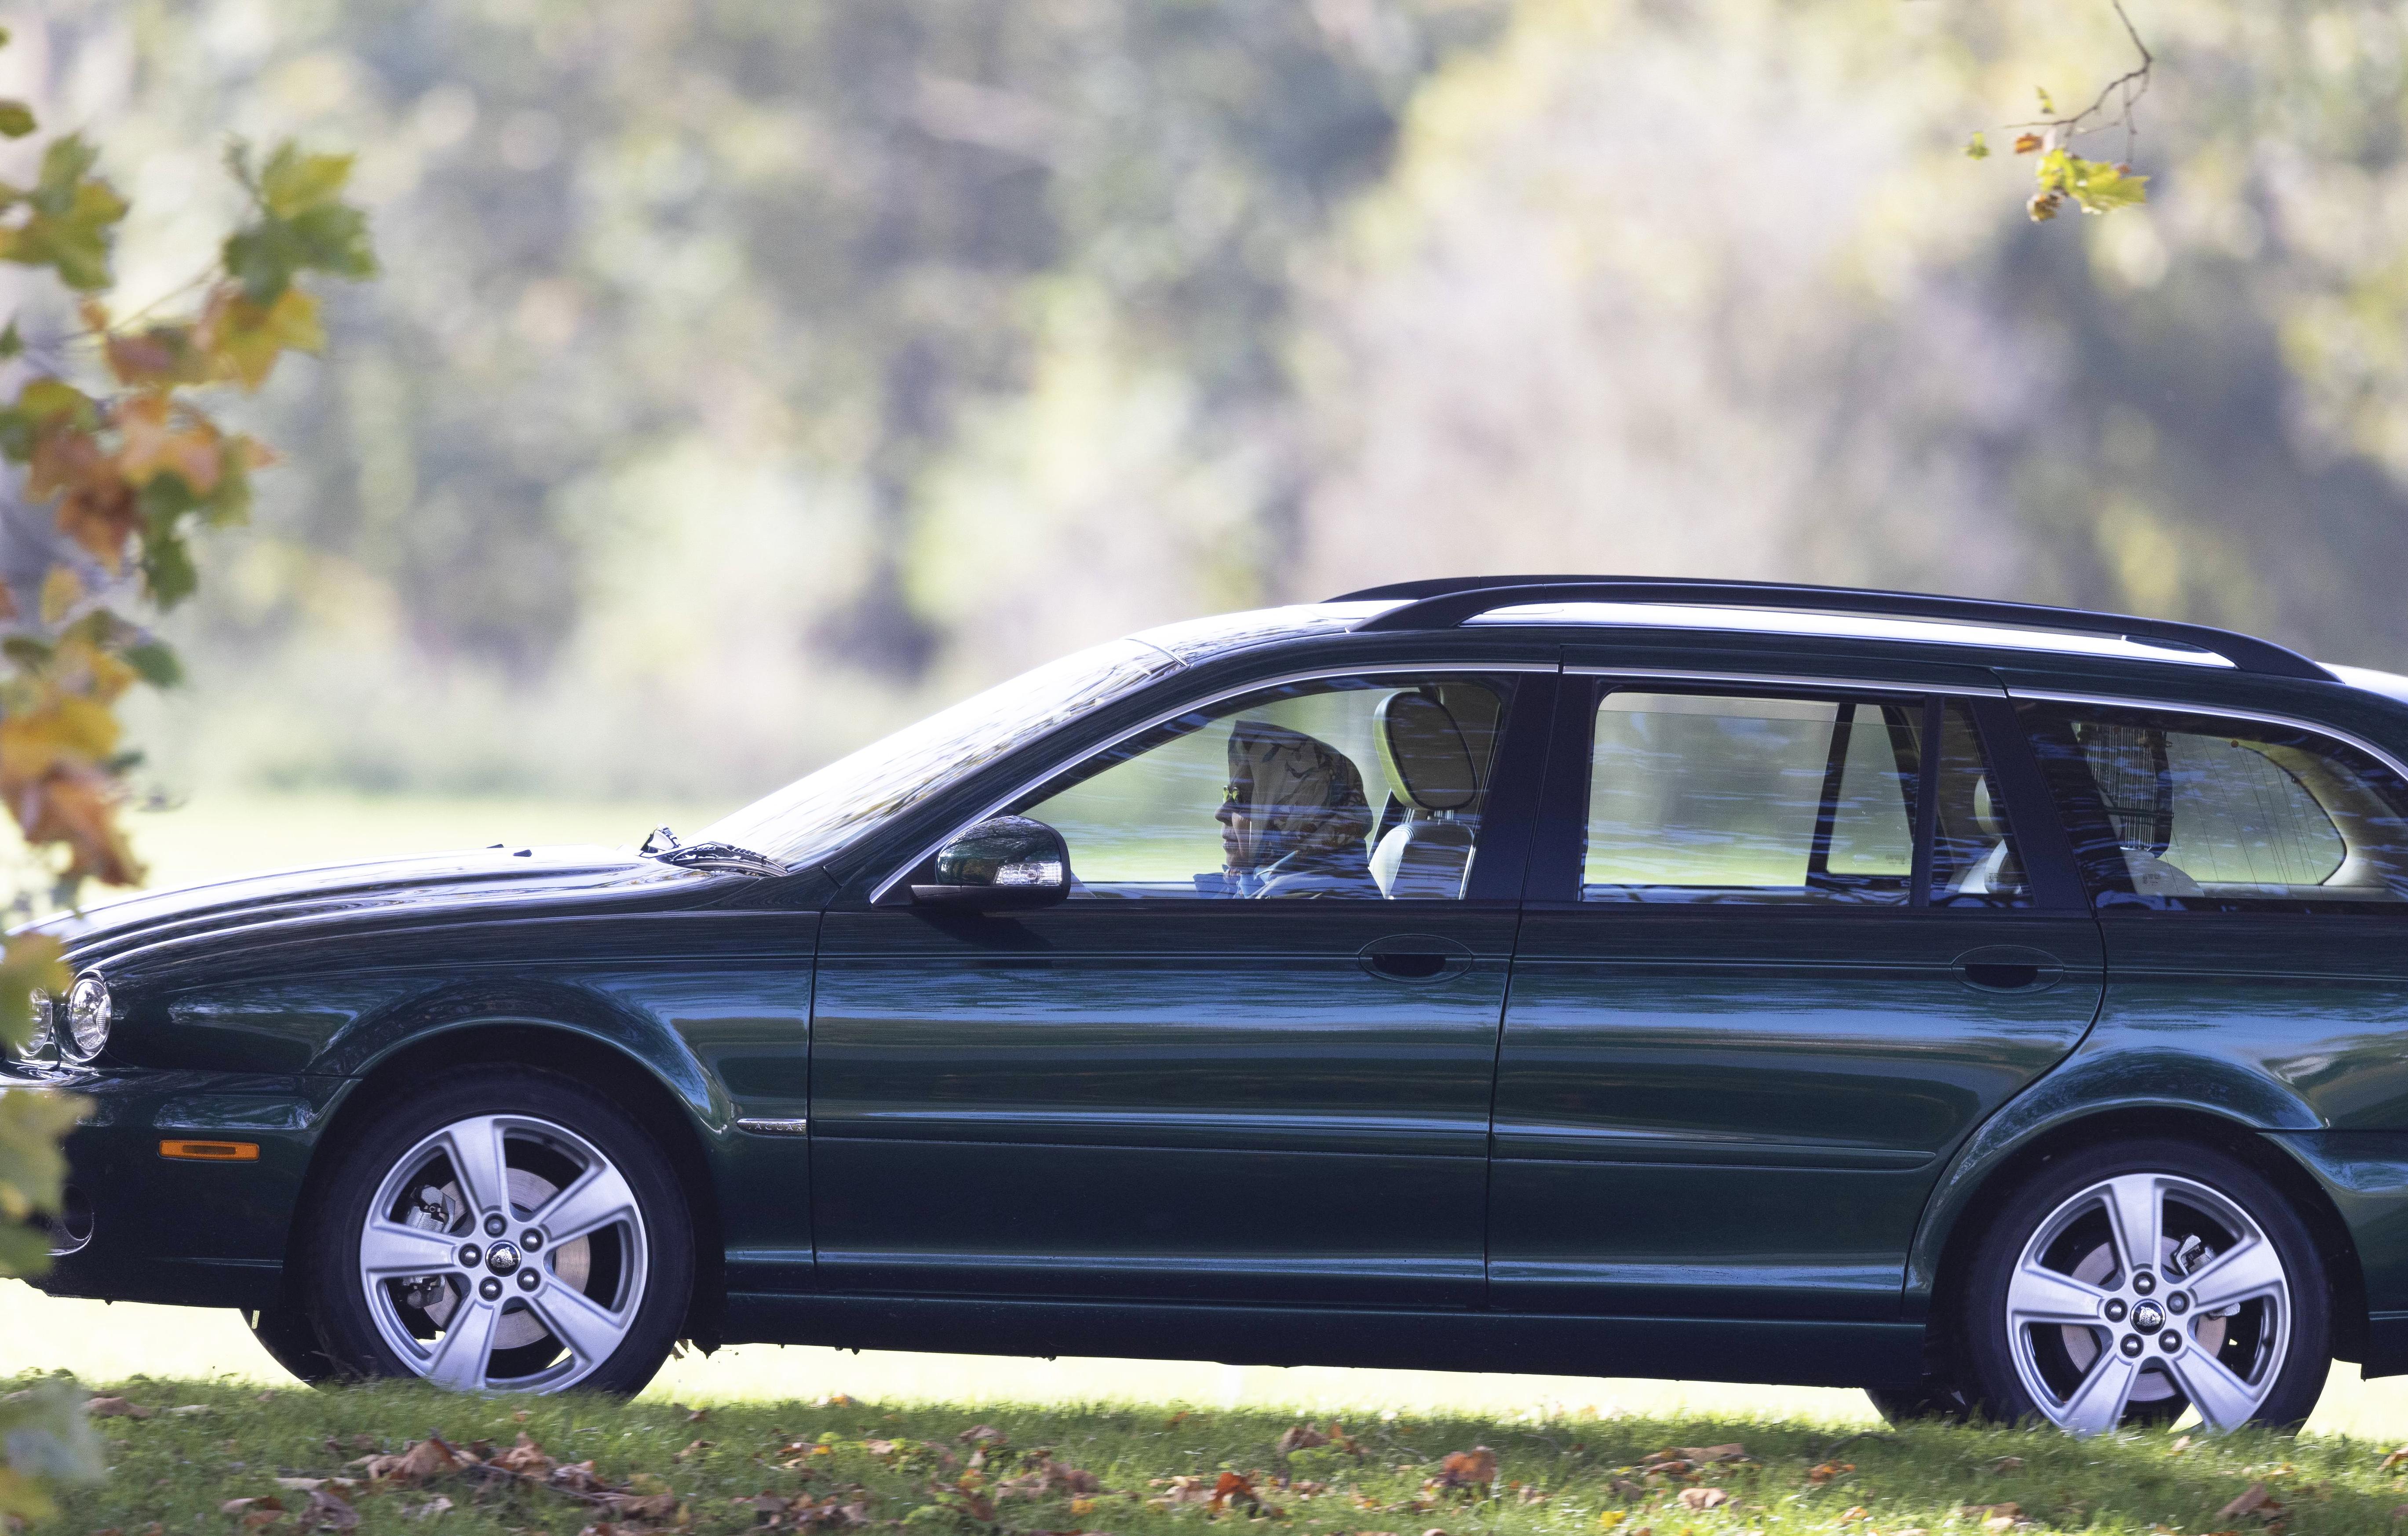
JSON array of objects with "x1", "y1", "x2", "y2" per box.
[{"x1": 29, "y1": 1375, "x2": 2408, "y2": 1536}]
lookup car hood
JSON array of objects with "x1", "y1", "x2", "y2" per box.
[{"x1": 38, "y1": 844, "x2": 719, "y2": 973}]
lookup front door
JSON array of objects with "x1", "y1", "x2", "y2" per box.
[
  {"x1": 810, "y1": 667, "x2": 1550, "y2": 1307},
  {"x1": 1491, "y1": 676, "x2": 2105, "y2": 1320}
]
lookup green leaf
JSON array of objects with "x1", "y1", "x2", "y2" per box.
[
  {"x1": 286, "y1": 201, "x2": 377, "y2": 278},
  {"x1": 2035, "y1": 85, "x2": 2055, "y2": 115},
  {"x1": 0, "y1": 320, "x2": 20, "y2": 359},
  {"x1": 0, "y1": 101, "x2": 35, "y2": 139},
  {"x1": 259, "y1": 141, "x2": 356, "y2": 217},
  {"x1": 0, "y1": 151, "x2": 128, "y2": 291},
  {"x1": 1963, "y1": 130, "x2": 1989, "y2": 161},
  {"x1": 221, "y1": 220, "x2": 302, "y2": 304},
  {"x1": 2069, "y1": 157, "x2": 2150, "y2": 213},
  {"x1": 120, "y1": 640, "x2": 182, "y2": 688},
  {"x1": 141, "y1": 527, "x2": 198, "y2": 609},
  {"x1": 29, "y1": 135, "x2": 99, "y2": 217}
]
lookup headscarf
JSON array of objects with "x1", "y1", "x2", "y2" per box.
[{"x1": 1224, "y1": 719, "x2": 1379, "y2": 899}]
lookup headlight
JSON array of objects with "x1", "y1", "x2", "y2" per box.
[
  {"x1": 11, "y1": 990, "x2": 54, "y2": 1062},
  {"x1": 62, "y1": 974, "x2": 109, "y2": 1062}
]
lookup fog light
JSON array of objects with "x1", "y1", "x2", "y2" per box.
[{"x1": 11, "y1": 990, "x2": 55, "y2": 1063}]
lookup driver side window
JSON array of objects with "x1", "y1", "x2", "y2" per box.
[{"x1": 1014, "y1": 673, "x2": 1519, "y2": 900}]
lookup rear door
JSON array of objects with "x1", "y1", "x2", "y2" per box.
[{"x1": 1491, "y1": 668, "x2": 2105, "y2": 1320}]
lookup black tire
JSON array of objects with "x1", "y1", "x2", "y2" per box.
[
  {"x1": 1864, "y1": 1380, "x2": 1972, "y2": 1424},
  {"x1": 1960, "y1": 1137, "x2": 2329, "y2": 1435},
  {"x1": 244, "y1": 1302, "x2": 339, "y2": 1384},
  {"x1": 306, "y1": 1064, "x2": 693, "y2": 1396}
]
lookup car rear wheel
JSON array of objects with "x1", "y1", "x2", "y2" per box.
[
  {"x1": 1961, "y1": 1137, "x2": 2328, "y2": 1435},
  {"x1": 307, "y1": 1065, "x2": 692, "y2": 1395}
]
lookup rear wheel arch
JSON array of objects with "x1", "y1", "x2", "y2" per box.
[
  {"x1": 1925, "y1": 1107, "x2": 2365, "y2": 1376},
  {"x1": 296, "y1": 1021, "x2": 726, "y2": 1350}
]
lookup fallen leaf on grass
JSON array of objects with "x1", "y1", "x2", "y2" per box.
[
  {"x1": 675, "y1": 1439, "x2": 714, "y2": 1462},
  {"x1": 1807, "y1": 1462, "x2": 1854, "y2": 1485},
  {"x1": 222, "y1": 1499, "x2": 285, "y2": 1517},
  {"x1": 357, "y1": 1436, "x2": 481, "y2": 1485},
  {"x1": 1643, "y1": 1445, "x2": 1747, "y2": 1470},
  {"x1": 1435, "y1": 1449, "x2": 1496, "y2": 1490},
  {"x1": 87, "y1": 1396, "x2": 154, "y2": 1419},
  {"x1": 303, "y1": 1490, "x2": 359, "y2": 1532},
  {"x1": 1677, "y1": 1488, "x2": 1730, "y2": 1510},
  {"x1": 1838, "y1": 1507, "x2": 1870, "y2": 1525},
  {"x1": 1210, "y1": 1472, "x2": 1261, "y2": 1514},
  {"x1": 2218, "y1": 1484, "x2": 2282, "y2": 1522},
  {"x1": 403, "y1": 1497, "x2": 452, "y2": 1521},
  {"x1": 1990, "y1": 1456, "x2": 2025, "y2": 1473},
  {"x1": 957, "y1": 1425, "x2": 1007, "y2": 1445},
  {"x1": 490, "y1": 1433, "x2": 556, "y2": 1477}
]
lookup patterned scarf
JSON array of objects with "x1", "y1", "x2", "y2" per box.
[{"x1": 1225, "y1": 719, "x2": 1379, "y2": 898}]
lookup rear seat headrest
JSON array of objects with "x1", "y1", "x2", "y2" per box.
[{"x1": 1375, "y1": 692, "x2": 1479, "y2": 812}]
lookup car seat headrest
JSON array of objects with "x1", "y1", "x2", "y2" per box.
[{"x1": 1375, "y1": 692, "x2": 1479, "y2": 813}]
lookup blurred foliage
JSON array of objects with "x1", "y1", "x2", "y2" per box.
[
  {"x1": 0, "y1": 27, "x2": 372, "y2": 1519},
  {"x1": 6, "y1": 0, "x2": 2408, "y2": 808}
]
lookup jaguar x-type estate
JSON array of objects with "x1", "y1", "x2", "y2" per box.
[{"x1": 21, "y1": 575, "x2": 2408, "y2": 1435}]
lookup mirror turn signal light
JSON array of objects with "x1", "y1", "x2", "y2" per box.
[{"x1": 158, "y1": 1139, "x2": 259, "y2": 1162}]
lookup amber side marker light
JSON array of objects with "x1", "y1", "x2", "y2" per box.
[{"x1": 159, "y1": 1139, "x2": 259, "y2": 1162}]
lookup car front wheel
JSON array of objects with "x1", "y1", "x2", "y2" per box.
[
  {"x1": 308, "y1": 1065, "x2": 693, "y2": 1395},
  {"x1": 1960, "y1": 1137, "x2": 2329, "y2": 1435}
]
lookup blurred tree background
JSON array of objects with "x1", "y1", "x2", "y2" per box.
[{"x1": 5, "y1": 0, "x2": 2405, "y2": 815}]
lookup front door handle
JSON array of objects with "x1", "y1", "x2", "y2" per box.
[
  {"x1": 1359, "y1": 934, "x2": 1476, "y2": 984},
  {"x1": 1953, "y1": 945, "x2": 2066, "y2": 993}
]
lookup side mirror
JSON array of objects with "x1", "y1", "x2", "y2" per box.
[{"x1": 910, "y1": 816, "x2": 1071, "y2": 911}]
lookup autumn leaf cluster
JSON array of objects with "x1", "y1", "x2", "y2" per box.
[{"x1": 0, "y1": 25, "x2": 373, "y2": 1525}]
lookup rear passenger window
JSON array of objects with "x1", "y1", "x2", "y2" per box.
[
  {"x1": 1580, "y1": 690, "x2": 2028, "y2": 907},
  {"x1": 2023, "y1": 703, "x2": 2408, "y2": 911}
]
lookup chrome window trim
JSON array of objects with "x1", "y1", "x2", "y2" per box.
[
  {"x1": 1568, "y1": 665, "x2": 2007, "y2": 696},
  {"x1": 2003, "y1": 687, "x2": 2408, "y2": 790},
  {"x1": 867, "y1": 661, "x2": 1561, "y2": 906}
]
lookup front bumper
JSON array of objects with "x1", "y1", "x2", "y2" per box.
[{"x1": 7, "y1": 1064, "x2": 354, "y2": 1309}]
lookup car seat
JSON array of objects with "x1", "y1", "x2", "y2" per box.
[{"x1": 1370, "y1": 691, "x2": 1481, "y2": 897}]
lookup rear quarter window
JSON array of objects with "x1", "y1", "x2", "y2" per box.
[{"x1": 2022, "y1": 701, "x2": 2408, "y2": 912}]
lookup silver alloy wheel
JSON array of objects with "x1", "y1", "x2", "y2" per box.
[
  {"x1": 2004, "y1": 1170, "x2": 2290, "y2": 1436},
  {"x1": 358, "y1": 1113, "x2": 649, "y2": 1392}
]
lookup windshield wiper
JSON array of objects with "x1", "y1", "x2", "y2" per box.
[{"x1": 640, "y1": 826, "x2": 787, "y2": 878}]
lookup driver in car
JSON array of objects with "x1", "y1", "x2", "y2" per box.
[{"x1": 1215, "y1": 718, "x2": 1381, "y2": 899}]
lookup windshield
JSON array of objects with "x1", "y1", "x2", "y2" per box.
[{"x1": 699, "y1": 637, "x2": 1183, "y2": 870}]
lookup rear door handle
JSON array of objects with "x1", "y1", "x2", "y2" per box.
[
  {"x1": 1953, "y1": 945, "x2": 2066, "y2": 993},
  {"x1": 1359, "y1": 934, "x2": 1476, "y2": 984}
]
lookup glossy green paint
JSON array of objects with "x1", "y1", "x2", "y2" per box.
[
  {"x1": 1496, "y1": 907, "x2": 2104, "y2": 1320},
  {"x1": 20, "y1": 614, "x2": 2408, "y2": 1388}
]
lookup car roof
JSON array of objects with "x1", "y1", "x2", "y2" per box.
[{"x1": 1130, "y1": 576, "x2": 2391, "y2": 696}]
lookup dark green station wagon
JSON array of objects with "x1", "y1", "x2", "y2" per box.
[{"x1": 19, "y1": 574, "x2": 2408, "y2": 1435}]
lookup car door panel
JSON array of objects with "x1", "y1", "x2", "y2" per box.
[
  {"x1": 1489, "y1": 674, "x2": 2105, "y2": 1320},
  {"x1": 1494, "y1": 907, "x2": 2104, "y2": 1318},
  {"x1": 811, "y1": 901, "x2": 1514, "y2": 1303},
  {"x1": 810, "y1": 668, "x2": 1554, "y2": 1308}
]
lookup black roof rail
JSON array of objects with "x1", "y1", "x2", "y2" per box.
[{"x1": 1329, "y1": 576, "x2": 2336, "y2": 682}]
